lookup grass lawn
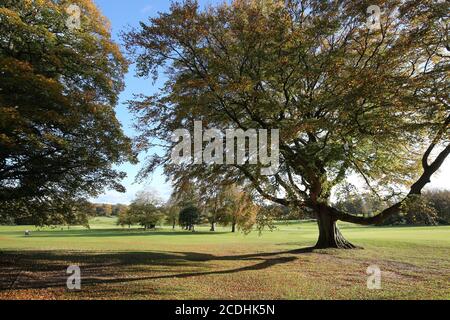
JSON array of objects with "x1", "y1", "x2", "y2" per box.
[{"x1": 0, "y1": 217, "x2": 449, "y2": 300}]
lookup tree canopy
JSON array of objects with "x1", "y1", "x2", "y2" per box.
[
  {"x1": 0, "y1": 0, "x2": 135, "y2": 224},
  {"x1": 125, "y1": 0, "x2": 449, "y2": 248},
  {"x1": 179, "y1": 205, "x2": 201, "y2": 231},
  {"x1": 119, "y1": 191, "x2": 165, "y2": 229}
]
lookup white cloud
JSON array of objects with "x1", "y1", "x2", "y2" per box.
[{"x1": 141, "y1": 5, "x2": 153, "y2": 14}]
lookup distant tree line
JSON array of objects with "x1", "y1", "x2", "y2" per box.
[
  {"x1": 116, "y1": 182, "x2": 263, "y2": 233},
  {"x1": 90, "y1": 203, "x2": 129, "y2": 217},
  {"x1": 5, "y1": 187, "x2": 447, "y2": 230},
  {"x1": 3, "y1": 202, "x2": 129, "y2": 226}
]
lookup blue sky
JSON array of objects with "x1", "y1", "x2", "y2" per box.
[
  {"x1": 92, "y1": 0, "x2": 171, "y2": 205},
  {"x1": 92, "y1": 0, "x2": 223, "y2": 204},
  {"x1": 92, "y1": 0, "x2": 449, "y2": 205}
]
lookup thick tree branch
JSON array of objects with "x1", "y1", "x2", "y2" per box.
[
  {"x1": 235, "y1": 165, "x2": 291, "y2": 206},
  {"x1": 330, "y1": 142, "x2": 450, "y2": 225}
]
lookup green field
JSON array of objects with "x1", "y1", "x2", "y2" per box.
[{"x1": 0, "y1": 217, "x2": 449, "y2": 300}]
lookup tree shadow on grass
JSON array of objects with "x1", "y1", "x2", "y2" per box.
[
  {"x1": 22, "y1": 229, "x2": 231, "y2": 238},
  {"x1": 0, "y1": 247, "x2": 314, "y2": 292}
]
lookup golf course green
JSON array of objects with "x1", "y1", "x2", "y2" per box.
[{"x1": 0, "y1": 218, "x2": 449, "y2": 300}]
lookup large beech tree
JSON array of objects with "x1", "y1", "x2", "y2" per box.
[
  {"x1": 125, "y1": 0, "x2": 449, "y2": 248},
  {"x1": 0, "y1": 0, "x2": 135, "y2": 224}
]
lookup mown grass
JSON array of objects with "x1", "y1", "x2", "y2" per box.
[{"x1": 0, "y1": 218, "x2": 449, "y2": 300}]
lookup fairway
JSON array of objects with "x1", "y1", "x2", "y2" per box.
[{"x1": 0, "y1": 218, "x2": 449, "y2": 300}]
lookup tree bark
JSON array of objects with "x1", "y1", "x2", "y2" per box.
[
  {"x1": 210, "y1": 222, "x2": 216, "y2": 232},
  {"x1": 231, "y1": 222, "x2": 236, "y2": 233},
  {"x1": 315, "y1": 207, "x2": 358, "y2": 249}
]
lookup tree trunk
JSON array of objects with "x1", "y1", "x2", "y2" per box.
[
  {"x1": 172, "y1": 221, "x2": 176, "y2": 230},
  {"x1": 210, "y1": 222, "x2": 216, "y2": 232},
  {"x1": 231, "y1": 222, "x2": 236, "y2": 233},
  {"x1": 315, "y1": 208, "x2": 358, "y2": 249}
]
